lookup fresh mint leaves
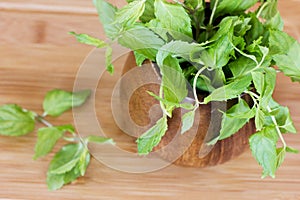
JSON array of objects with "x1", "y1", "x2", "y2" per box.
[
  {"x1": 270, "y1": 31, "x2": 300, "y2": 82},
  {"x1": 136, "y1": 116, "x2": 168, "y2": 155},
  {"x1": 34, "y1": 126, "x2": 66, "y2": 160},
  {"x1": 249, "y1": 126, "x2": 278, "y2": 178},
  {"x1": 93, "y1": 0, "x2": 120, "y2": 39},
  {"x1": 43, "y1": 89, "x2": 91, "y2": 117},
  {"x1": 69, "y1": 32, "x2": 107, "y2": 48},
  {"x1": 0, "y1": 104, "x2": 36, "y2": 136},
  {"x1": 74, "y1": 0, "x2": 299, "y2": 179},
  {"x1": 47, "y1": 143, "x2": 89, "y2": 190},
  {"x1": 115, "y1": 0, "x2": 146, "y2": 27},
  {"x1": 212, "y1": 0, "x2": 258, "y2": 17},
  {"x1": 0, "y1": 89, "x2": 113, "y2": 190},
  {"x1": 204, "y1": 75, "x2": 253, "y2": 104},
  {"x1": 219, "y1": 99, "x2": 255, "y2": 140},
  {"x1": 181, "y1": 110, "x2": 196, "y2": 134},
  {"x1": 154, "y1": 0, "x2": 192, "y2": 38}
]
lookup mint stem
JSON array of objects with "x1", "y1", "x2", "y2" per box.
[
  {"x1": 209, "y1": 0, "x2": 219, "y2": 26},
  {"x1": 193, "y1": 66, "x2": 207, "y2": 106},
  {"x1": 159, "y1": 85, "x2": 171, "y2": 117},
  {"x1": 256, "y1": 2, "x2": 269, "y2": 19},
  {"x1": 267, "y1": 106, "x2": 287, "y2": 149},
  {"x1": 36, "y1": 115, "x2": 53, "y2": 127},
  {"x1": 245, "y1": 90, "x2": 287, "y2": 149}
]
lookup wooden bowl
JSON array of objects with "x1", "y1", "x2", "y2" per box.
[{"x1": 121, "y1": 52, "x2": 255, "y2": 167}]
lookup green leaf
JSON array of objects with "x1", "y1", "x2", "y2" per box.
[
  {"x1": 47, "y1": 143, "x2": 90, "y2": 190},
  {"x1": 118, "y1": 25, "x2": 165, "y2": 60},
  {"x1": 233, "y1": 17, "x2": 252, "y2": 37},
  {"x1": 93, "y1": 0, "x2": 121, "y2": 39},
  {"x1": 204, "y1": 75, "x2": 252, "y2": 104},
  {"x1": 160, "y1": 56, "x2": 188, "y2": 103},
  {"x1": 251, "y1": 71, "x2": 264, "y2": 95},
  {"x1": 156, "y1": 41, "x2": 200, "y2": 104},
  {"x1": 86, "y1": 135, "x2": 115, "y2": 145},
  {"x1": 49, "y1": 144, "x2": 82, "y2": 175},
  {"x1": 195, "y1": 75, "x2": 215, "y2": 93},
  {"x1": 127, "y1": 0, "x2": 155, "y2": 22},
  {"x1": 273, "y1": 40, "x2": 300, "y2": 82},
  {"x1": 157, "y1": 40, "x2": 202, "y2": 67},
  {"x1": 154, "y1": 0, "x2": 192, "y2": 37},
  {"x1": 56, "y1": 124, "x2": 75, "y2": 133},
  {"x1": 245, "y1": 13, "x2": 266, "y2": 45},
  {"x1": 184, "y1": 0, "x2": 203, "y2": 10},
  {"x1": 0, "y1": 104, "x2": 35, "y2": 136},
  {"x1": 252, "y1": 68, "x2": 276, "y2": 108},
  {"x1": 34, "y1": 126, "x2": 65, "y2": 159},
  {"x1": 115, "y1": 0, "x2": 146, "y2": 27},
  {"x1": 61, "y1": 150, "x2": 90, "y2": 184},
  {"x1": 286, "y1": 146, "x2": 299, "y2": 154},
  {"x1": 146, "y1": 19, "x2": 168, "y2": 41},
  {"x1": 269, "y1": 30, "x2": 295, "y2": 55},
  {"x1": 269, "y1": 31, "x2": 300, "y2": 82},
  {"x1": 249, "y1": 126, "x2": 278, "y2": 178},
  {"x1": 46, "y1": 173, "x2": 64, "y2": 191},
  {"x1": 213, "y1": 0, "x2": 258, "y2": 17},
  {"x1": 75, "y1": 149, "x2": 90, "y2": 176},
  {"x1": 201, "y1": 35, "x2": 234, "y2": 69},
  {"x1": 276, "y1": 147, "x2": 286, "y2": 169},
  {"x1": 229, "y1": 57, "x2": 256, "y2": 77},
  {"x1": 43, "y1": 89, "x2": 91, "y2": 117},
  {"x1": 246, "y1": 36, "x2": 263, "y2": 55},
  {"x1": 255, "y1": 109, "x2": 265, "y2": 131},
  {"x1": 211, "y1": 17, "x2": 235, "y2": 41},
  {"x1": 134, "y1": 51, "x2": 147, "y2": 66},
  {"x1": 71, "y1": 90, "x2": 92, "y2": 107},
  {"x1": 199, "y1": 17, "x2": 235, "y2": 69},
  {"x1": 267, "y1": 105, "x2": 297, "y2": 134},
  {"x1": 147, "y1": 91, "x2": 194, "y2": 110},
  {"x1": 258, "y1": 0, "x2": 283, "y2": 30},
  {"x1": 61, "y1": 167, "x2": 81, "y2": 186},
  {"x1": 265, "y1": 12, "x2": 283, "y2": 30},
  {"x1": 136, "y1": 116, "x2": 168, "y2": 155},
  {"x1": 219, "y1": 99, "x2": 254, "y2": 140},
  {"x1": 105, "y1": 46, "x2": 114, "y2": 74},
  {"x1": 181, "y1": 110, "x2": 195, "y2": 134},
  {"x1": 69, "y1": 32, "x2": 107, "y2": 48},
  {"x1": 141, "y1": 0, "x2": 156, "y2": 22}
]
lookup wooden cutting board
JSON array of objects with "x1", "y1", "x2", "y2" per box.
[{"x1": 0, "y1": 1, "x2": 300, "y2": 199}]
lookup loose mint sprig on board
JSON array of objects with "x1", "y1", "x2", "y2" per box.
[{"x1": 0, "y1": 89, "x2": 114, "y2": 190}]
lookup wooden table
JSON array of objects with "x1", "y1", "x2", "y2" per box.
[{"x1": 0, "y1": 1, "x2": 300, "y2": 199}]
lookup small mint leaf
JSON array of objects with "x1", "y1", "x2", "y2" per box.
[
  {"x1": 48, "y1": 143, "x2": 82, "y2": 175},
  {"x1": 136, "y1": 116, "x2": 168, "y2": 155},
  {"x1": 34, "y1": 126, "x2": 65, "y2": 160},
  {"x1": 0, "y1": 104, "x2": 35, "y2": 136},
  {"x1": 181, "y1": 110, "x2": 195, "y2": 134},
  {"x1": 115, "y1": 0, "x2": 146, "y2": 27},
  {"x1": 69, "y1": 32, "x2": 107, "y2": 48},
  {"x1": 249, "y1": 126, "x2": 278, "y2": 178},
  {"x1": 43, "y1": 89, "x2": 91, "y2": 117}
]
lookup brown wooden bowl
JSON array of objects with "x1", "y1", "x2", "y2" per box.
[{"x1": 120, "y1": 52, "x2": 255, "y2": 167}]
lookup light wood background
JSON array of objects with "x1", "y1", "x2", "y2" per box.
[{"x1": 0, "y1": 1, "x2": 300, "y2": 199}]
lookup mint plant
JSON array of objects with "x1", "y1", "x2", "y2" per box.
[
  {"x1": 0, "y1": 89, "x2": 114, "y2": 190},
  {"x1": 2, "y1": 0, "x2": 299, "y2": 191},
  {"x1": 71, "y1": 0, "x2": 300, "y2": 178}
]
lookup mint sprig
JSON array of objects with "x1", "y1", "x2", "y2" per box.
[
  {"x1": 0, "y1": 89, "x2": 114, "y2": 190},
  {"x1": 74, "y1": 0, "x2": 299, "y2": 179}
]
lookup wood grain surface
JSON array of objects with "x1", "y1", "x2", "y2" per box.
[{"x1": 0, "y1": 1, "x2": 300, "y2": 199}]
